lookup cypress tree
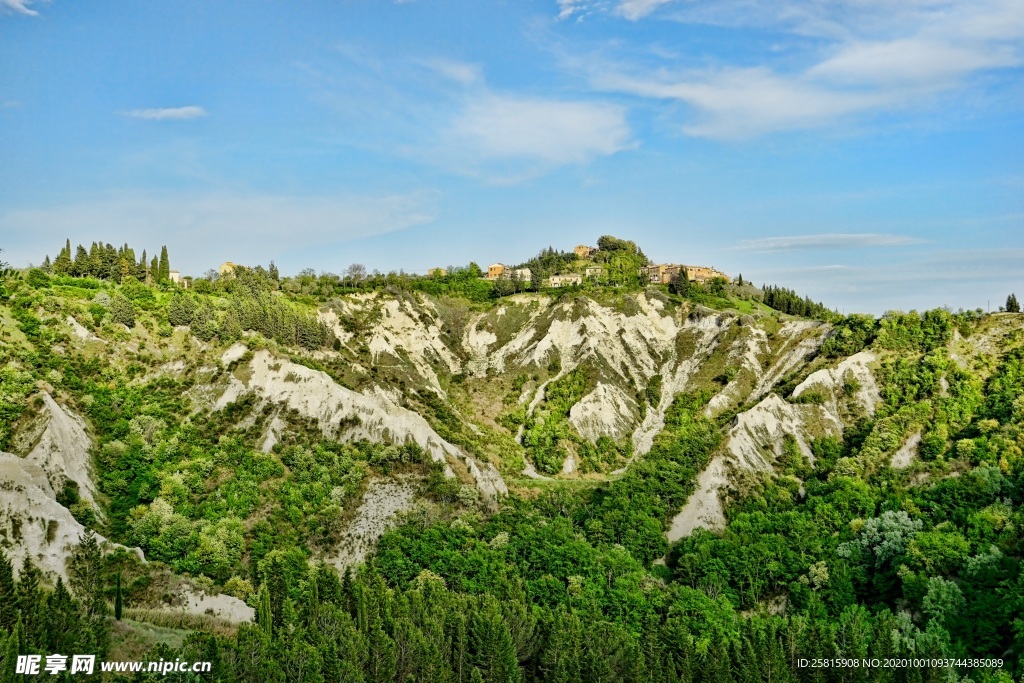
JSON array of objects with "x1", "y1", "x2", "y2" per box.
[
  {"x1": 257, "y1": 584, "x2": 273, "y2": 637},
  {"x1": 72, "y1": 245, "x2": 89, "y2": 277},
  {"x1": 268, "y1": 260, "x2": 279, "y2": 281},
  {"x1": 1007, "y1": 293, "x2": 1020, "y2": 313},
  {"x1": 1, "y1": 614, "x2": 23, "y2": 683},
  {"x1": 149, "y1": 256, "x2": 158, "y2": 285},
  {"x1": 114, "y1": 572, "x2": 123, "y2": 620},
  {"x1": 0, "y1": 556, "x2": 14, "y2": 631},
  {"x1": 41, "y1": 255, "x2": 52, "y2": 273},
  {"x1": 159, "y1": 246, "x2": 170, "y2": 282},
  {"x1": 17, "y1": 558, "x2": 42, "y2": 650}
]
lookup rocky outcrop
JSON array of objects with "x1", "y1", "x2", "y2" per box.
[{"x1": 216, "y1": 348, "x2": 507, "y2": 498}]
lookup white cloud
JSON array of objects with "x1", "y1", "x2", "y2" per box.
[
  {"x1": 617, "y1": 0, "x2": 672, "y2": 20},
  {"x1": 573, "y1": 0, "x2": 1023, "y2": 137},
  {"x1": 125, "y1": 106, "x2": 208, "y2": 121},
  {"x1": 0, "y1": 191, "x2": 438, "y2": 273},
  {"x1": 735, "y1": 233, "x2": 926, "y2": 251},
  {"x1": 557, "y1": 0, "x2": 587, "y2": 20},
  {"x1": 418, "y1": 58, "x2": 482, "y2": 85},
  {"x1": 0, "y1": 0, "x2": 40, "y2": 16},
  {"x1": 598, "y1": 67, "x2": 892, "y2": 138},
  {"x1": 453, "y1": 95, "x2": 631, "y2": 164}
]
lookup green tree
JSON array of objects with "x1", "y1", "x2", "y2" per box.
[
  {"x1": 114, "y1": 572, "x2": 123, "y2": 620},
  {"x1": 69, "y1": 530, "x2": 109, "y2": 654},
  {"x1": 53, "y1": 238, "x2": 73, "y2": 275},
  {"x1": 110, "y1": 293, "x2": 136, "y2": 327},
  {"x1": 159, "y1": 245, "x2": 170, "y2": 282},
  {"x1": 1007, "y1": 293, "x2": 1020, "y2": 313},
  {"x1": 167, "y1": 292, "x2": 197, "y2": 326},
  {"x1": 0, "y1": 555, "x2": 15, "y2": 631}
]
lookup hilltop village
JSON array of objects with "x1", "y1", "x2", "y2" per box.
[{"x1": 478, "y1": 243, "x2": 731, "y2": 289}]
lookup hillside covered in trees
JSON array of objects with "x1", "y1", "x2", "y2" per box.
[{"x1": 1, "y1": 242, "x2": 1023, "y2": 682}]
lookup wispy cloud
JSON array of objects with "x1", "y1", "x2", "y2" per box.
[
  {"x1": 124, "y1": 106, "x2": 208, "y2": 121},
  {"x1": 617, "y1": 0, "x2": 671, "y2": 20},
  {"x1": 0, "y1": 0, "x2": 41, "y2": 16},
  {"x1": 735, "y1": 233, "x2": 926, "y2": 251},
  {"x1": 568, "y1": 0, "x2": 1024, "y2": 138},
  {"x1": 0, "y1": 190, "x2": 438, "y2": 273},
  {"x1": 452, "y1": 95, "x2": 631, "y2": 164},
  {"x1": 417, "y1": 58, "x2": 482, "y2": 85}
]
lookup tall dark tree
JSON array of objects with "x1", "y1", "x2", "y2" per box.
[
  {"x1": 114, "y1": 572, "x2": 123, "y2": 620},
  {"x1": 53, "y1": 238, "x2": 72, "y2": 275},
  {"x1": 159, "y1": 245, "x2": 170, "y2": 282},
  {"x1": 73, "y1": 244, "x2": 90, "y2": 277},
  {"x1": 0, "y1": 555, "x2": 15, "y2": 631},
  {"x1": 1007, "y1": 293, "x2": 1020, "y2": 313},
  {"x1": 69, "y1": 530, "x2": 109, "y2": 655}
]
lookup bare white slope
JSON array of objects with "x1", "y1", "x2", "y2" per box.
[
  {"x1": 26, "y1": 394, "x2": 97, "y2": 505},
  {"x1": 568, "y1": 383, "x2": 637, "y2": 441},
  {"x1": 666, "y1": 457, "x2": 729, "y2": 541},
  {"x1": 630, "y1": 312, "x2": 733, "y2": 462},
  {"x1": 726, "y1": 393, "x2": 843, "y2": 471},
  {"x1": 793, "y1": 351, "x2": 880, "y2": 416},
  {"x1": 217, "y1": 349, "x2": 507, "y2": 497},
  {"x1": 327, "y1": 478, "x2": 416, "y2": 572},
  {"x1": 0, "y1": 452, "x2": 95, "y2": 580}
]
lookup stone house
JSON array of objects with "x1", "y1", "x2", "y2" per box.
[
  {"x1": 168, "y1": 270, "x2": 189, "y2": 288},
  {"x1": 486, "y1": 263, "x2": 507, "y2": 280},
  {"x1": 547, "y1": 273, "x2": 583, "y2": 287},
  {"x1": 683, "y1": 265, "x2": 731, "y2": 284},
  {"x1": 642, "y1": 264, "x2": 683, "y2": 285},
  {"x1": 574, "y1": 245, "x2": 597, "y2": 259},
  {"x1": 427, "y1": 267, "x2": 448, "y2": 277}
]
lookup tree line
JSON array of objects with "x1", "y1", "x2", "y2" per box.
[{"x1": 44, "y1": 239, "x2": 173, "y2": 285}]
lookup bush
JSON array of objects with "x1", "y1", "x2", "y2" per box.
[{"x1": 109, "y1": 294, "x2": 136, "y2": 328}]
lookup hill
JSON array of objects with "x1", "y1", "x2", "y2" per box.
[{"x1": 1, "y1": 262, "x2": 1022, "y2": 681}]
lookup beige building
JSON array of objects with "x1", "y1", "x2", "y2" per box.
[
  {"x1": 427, "y1": 267, "x2": 448, "y2": 277},
  {"x1": 486, "y1": 263, "x2": 507, "y2": 280},
  {"x1": 584, "y1": 266, "x2": 605, "y2": 279},
  {"x1": 683, "y1": 265, "x2": 731, "y2": 284},
  {"x1": 512, "y1": 267, "x2": 531, "y2": 281},
  {"x1": 219, "y1": 261, "x2": 238, "y2": 277},
  {"x1": 547, "y1": 273, "x2": 583, "y2": 287},
  {"x1": 642, "y1": 264, "x2": 684, "y2": 285},
  {"x1": 574, "y1": 244, "x2": 597, "y2": 259},
  {"x1": 168, "y1": 270, "x2": 189, "y2": 288}
]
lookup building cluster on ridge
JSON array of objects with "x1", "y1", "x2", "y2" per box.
[{"x1": 475, "y1": 243, "x2": 730, "y2": 289}]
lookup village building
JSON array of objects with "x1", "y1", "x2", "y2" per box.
[
  {"x1": 427, "y1": 267, "x2": 448, "y2": 277},
  {"x1": 168, "y1": 270, "x2": 189, "y2": 288},
  {"x1": 511, "y1": 267, "x2": 531, "y2": 281},
  {"x1": 574, "y1": 245, "x2": 597, "y2": 259},
  {"x1": 584, "y1": 266, "x2": 605, "y2": 279},
  {"x1": 219, "y1": 261, "x2": 238, "y2": 277},
  {"x1": 642, "y1": 264, "x2": 684, "y2": 285},
  {"x1": 486, "y1": 263, "x2": 507, "y2": 280},
  {"x1": 683, "y1": 265, "x2": 731, "y2": 284},
  {"x1": 547, "y1": 273, "x2": 583, "y2": 288}
]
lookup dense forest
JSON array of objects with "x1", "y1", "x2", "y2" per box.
[{"x1": 1, "y1": 242, "x2": 1023, "y2": 682}]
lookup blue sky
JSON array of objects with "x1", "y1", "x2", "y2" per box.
[{"x1": 1, "y1": 0, "x2": 1021, "y2": 313}]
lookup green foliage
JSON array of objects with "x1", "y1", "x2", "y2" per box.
[
  {"x1": 521, "y1": 368, "x2": 590, "y2": 474},
  {"x1": 761, "y1": 284, "x2": 835, "y2": 320},
  {"x1": 877, "y1": 309, "x2": 954, "y2": 352},
  {"x1": 822, "y1": 314, "x2": 877, "y2": 357},
  {"x1": 109, "y1": 293, "x2": 136, "y2": 327}
]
